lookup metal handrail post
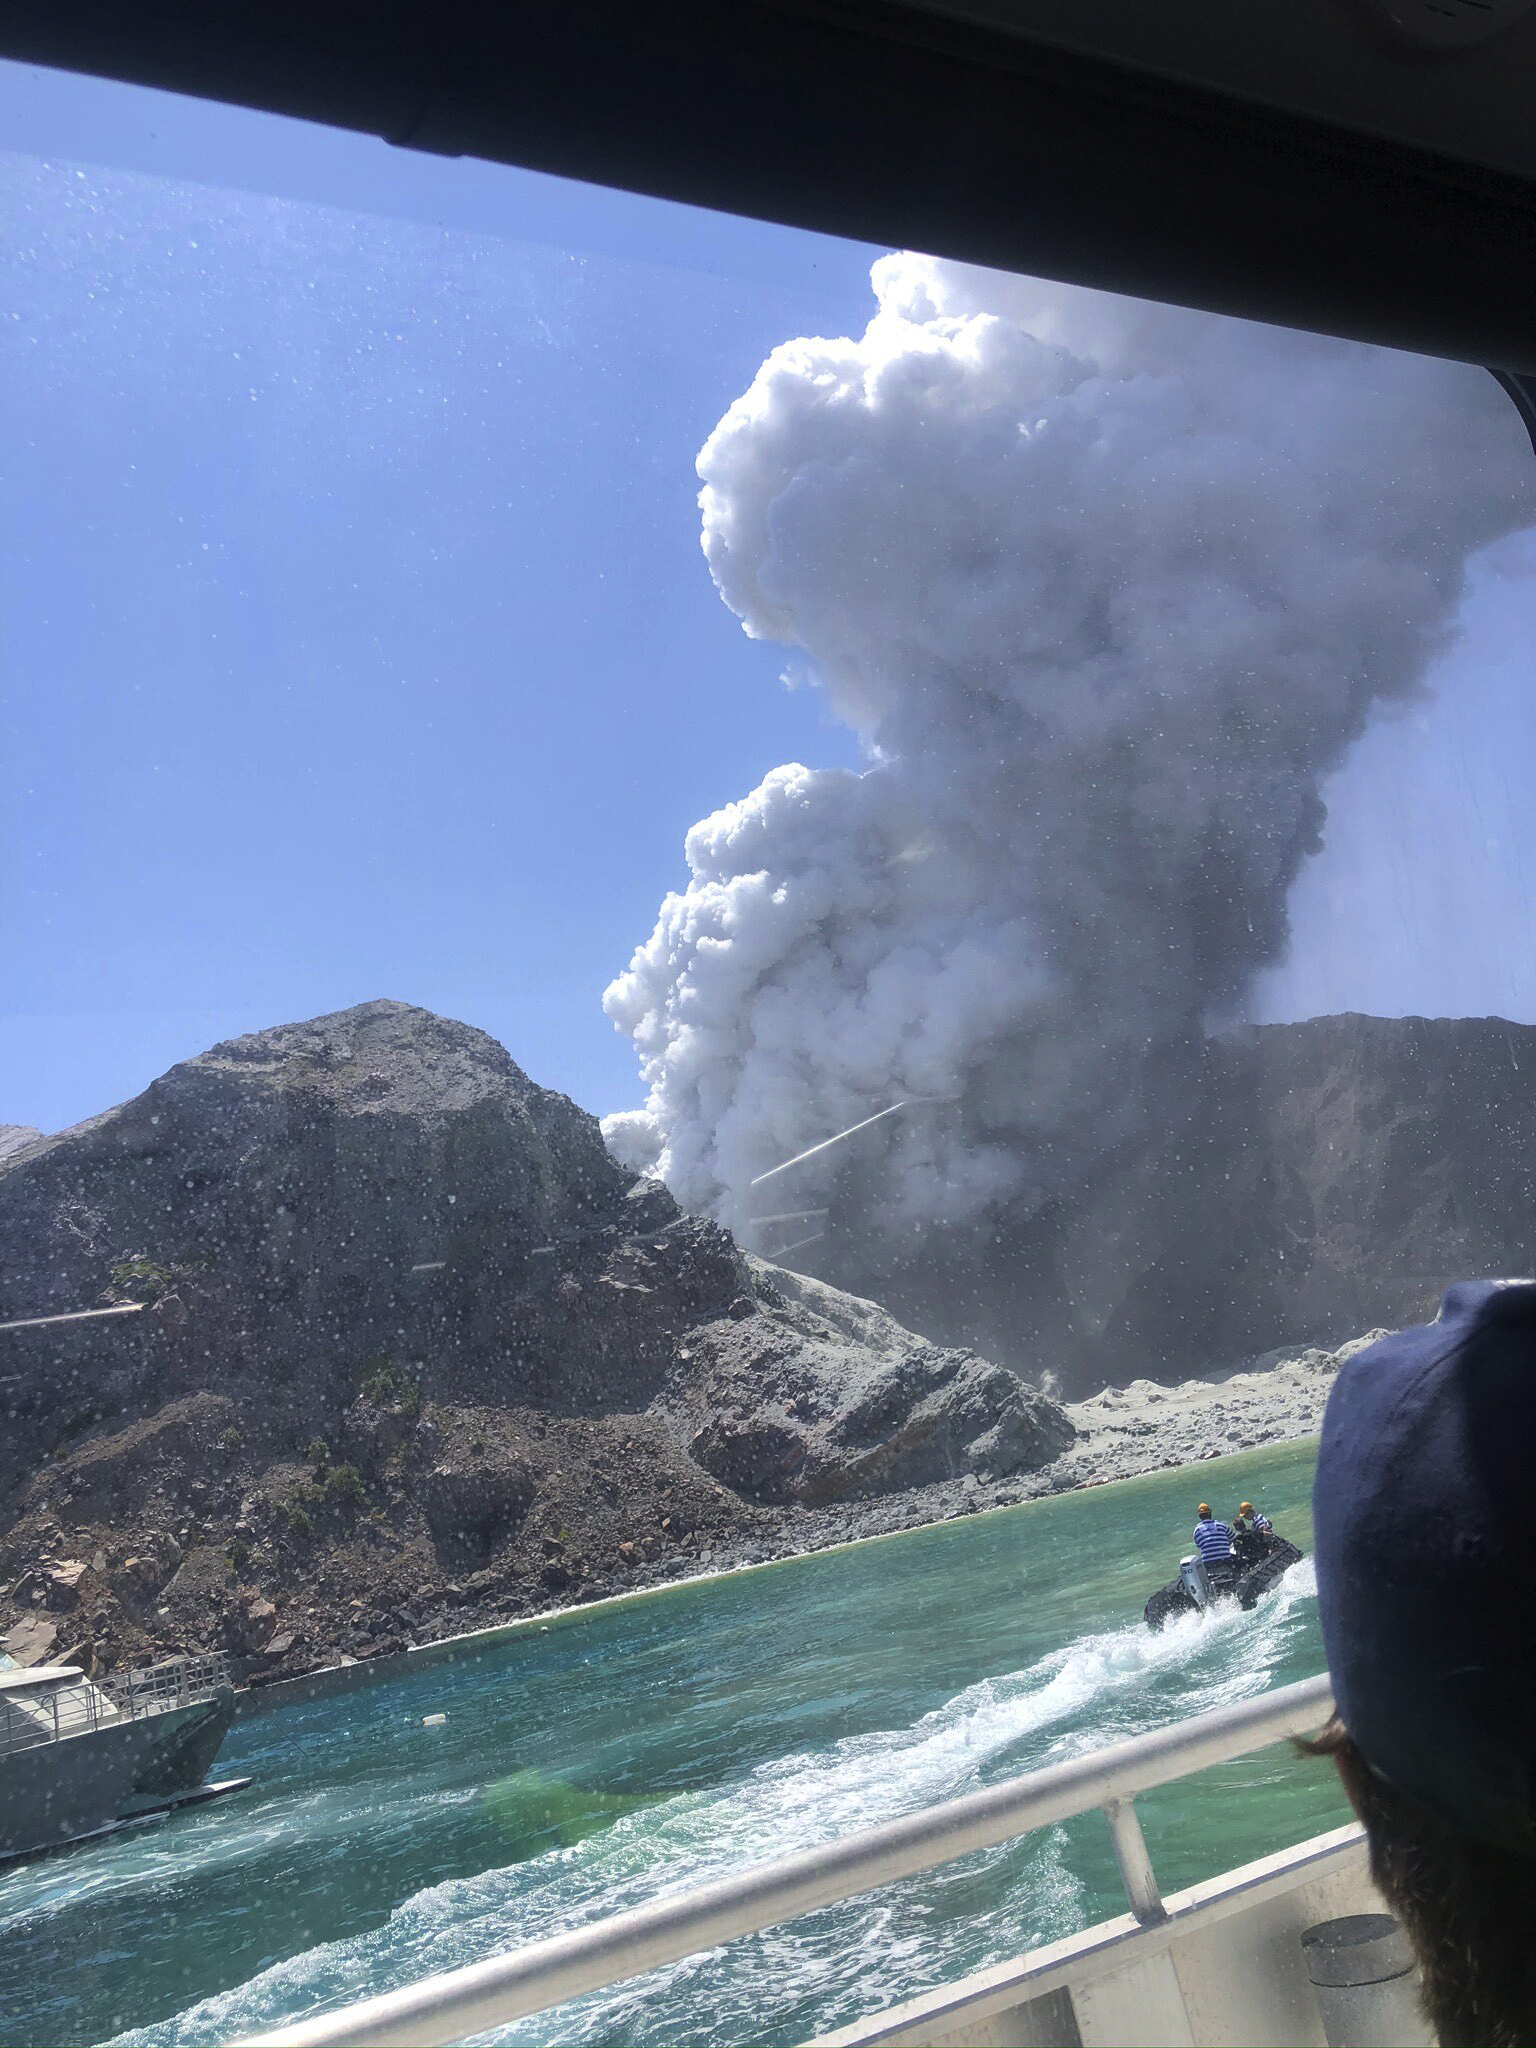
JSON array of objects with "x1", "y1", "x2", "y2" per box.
[{"x1": 1103, "y1": 1797, "x2": 1165, "y2": 1924}]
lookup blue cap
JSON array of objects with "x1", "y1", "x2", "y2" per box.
[{"x1": 1314, "y1": 1279, "x2": 1536, "y2": 1854}]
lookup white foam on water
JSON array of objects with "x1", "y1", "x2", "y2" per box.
[
  {"x1": 0, "y1": 1774, "x2": 482, "y2": 1940},
  {"x1": 105, "y1": 1559, "x2": 1319, "y2": 2048}
]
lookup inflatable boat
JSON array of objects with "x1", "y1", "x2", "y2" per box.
[{"x1": 1143, "y1": 1537, "x2": 1302, "y2": 1631}]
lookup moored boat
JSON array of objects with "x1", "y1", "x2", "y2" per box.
[{"x1": 0, "y1": 1650, "x2": 247, "y2": 1861}]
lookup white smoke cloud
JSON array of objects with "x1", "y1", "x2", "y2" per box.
[{"x1": 603, "y1": 253, "x2": 1535, "y2": 1242}]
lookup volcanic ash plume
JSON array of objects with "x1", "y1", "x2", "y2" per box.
[{"x1": 602, "y1": 254, "x2": 1535, "y2": 1254}]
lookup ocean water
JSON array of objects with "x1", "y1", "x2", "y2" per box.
[{"x1": 0, "y1": 1439, "x2": 1346, "y2": 2048}]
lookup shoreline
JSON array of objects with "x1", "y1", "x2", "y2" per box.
[{"x1": 236, "y1": 1328, "x2": 1374, "y2": 1718}]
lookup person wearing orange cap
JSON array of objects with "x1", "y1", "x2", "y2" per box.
[
  {"x1": 1191, "y1": 1502, "x2": 1238, "y2": 1592},
  {"x1": 1232, "y1": 1500, "x2": 1275, "y2": 1567}
]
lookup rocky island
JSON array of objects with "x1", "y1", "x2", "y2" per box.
[
  {"x1": 5, "y1": 999, "x2": 1523, "y2": 1686},
  {"x1": 0, "y1": 1003, "x2": 1072, "y2": 1681}
]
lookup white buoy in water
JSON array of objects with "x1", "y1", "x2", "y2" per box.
[{"x1": 421, "y1": 1712, "x2": 447, "y2": 1727}]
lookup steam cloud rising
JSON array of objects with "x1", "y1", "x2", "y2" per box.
[{"x1": 603, "y1": 255, "x2": 1533, "y2": 1254}]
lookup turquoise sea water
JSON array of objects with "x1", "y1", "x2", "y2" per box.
[{"x1": 0, "y1": 1440, "x2": 1345, "y2": 2047}]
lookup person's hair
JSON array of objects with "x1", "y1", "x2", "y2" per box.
[{"x1": 1299, "y1": 1715, "x2": 1536, "y2": 2047}]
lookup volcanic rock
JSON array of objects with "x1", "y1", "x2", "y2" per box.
[
  {"x1": 0, "y1": 1124, "x2": 41, "y2": 1167},
  {"x1": 831, "y1": 1013, "x2": 1536, "y2": 1392},
  {"x1": 0, "y1": 1001, "x2": 1069, "y2": 1677},
  {"x1": 674, "y1": 1261, "x2": 1072, "y2": 1504},
  {"x1": 3, "y1": 1616, "x2": 58, "y2": 1667}
]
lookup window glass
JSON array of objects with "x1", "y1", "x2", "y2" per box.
[{"x1": 1, "y1": 57, "x2": 1533, "y2": 2048}]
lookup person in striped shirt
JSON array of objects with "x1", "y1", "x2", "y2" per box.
[
  {"x1": 1232, "y1": 1501, "x2": 1275, "y2": 1567},
  {"x1": 1192, "y1": 1503, "x2": 1240, "y2": 1591}
]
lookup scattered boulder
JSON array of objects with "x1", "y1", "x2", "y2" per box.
[
  {"x1": 672, "y1": 1261, "x2": 1073, "y2": 1505},
  {"x1": 43, "y1": 1560, "x2": 89, "y2": 1610},
  {"x1": 3, "y1": 1615, "x2": 57, "y2": 1666}
]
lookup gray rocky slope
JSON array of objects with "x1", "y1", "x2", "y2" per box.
[
  {"x1": 831, "y1": 1013, "x2": 1536, "y2": 1391},
  {"x1": 0, "y1": 1003, "x2": 1069, "y2": 1678}
]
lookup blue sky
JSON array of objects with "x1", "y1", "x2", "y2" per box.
[
  {"x1": 3, "y1": 59, "x2": 1535, "y2": 1136},
  {"x1": 0, "y1": 62, "x2": 871, "y2": 1133}
]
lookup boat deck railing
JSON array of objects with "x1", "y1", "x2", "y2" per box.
[
  {"x1": 0, "y1": 1674, "x2": 117, "y2": 1755},
  {"x1": 237, "y1": 1671, "x2": 1337, "y2": 2048},
  {"x1": 0, "y1": 1651, "x2": 234, "y2": 1757},
  {"x1": 106, "y1": 1650, "x2": 234, "y2": 1720}
]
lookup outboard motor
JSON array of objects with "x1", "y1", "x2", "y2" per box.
[{"x1": 1178, "y1": 1555, "x2": 1213, "y2": 1611}]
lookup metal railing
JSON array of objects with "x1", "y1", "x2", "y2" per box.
[
  {"x1": 0, "y1": 1650, "x2": 234, "y2": 1759},
  {"x1": 106, "y1": 1650, "x2": 234, "y2": 1720},
  {"x1": 0, "y1": 1674, "x2": 120, "y2": 1756},
  {"x1": 239, "y1": 1672, "x2": 1335, "y2": 2048}
]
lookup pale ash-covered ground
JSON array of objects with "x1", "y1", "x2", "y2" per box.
[{"x1": 1050, "y1": 1331, "x2": 1384, "y2": 1489}]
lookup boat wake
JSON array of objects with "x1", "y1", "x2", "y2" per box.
[{"x1": 106, "y1": 1556, "x2": 1318, "y2": 2048}]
